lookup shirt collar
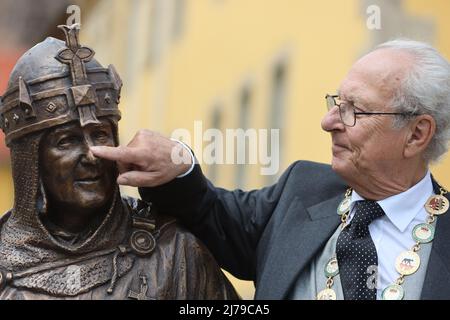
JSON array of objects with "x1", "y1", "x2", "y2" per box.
[{"x1": 350, "y1": 171, "x2": 433, "y2": 232}]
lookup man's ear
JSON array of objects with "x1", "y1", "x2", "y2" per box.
[{"x1": 404, "y1": 114, "x2": 436, "y2": 159}]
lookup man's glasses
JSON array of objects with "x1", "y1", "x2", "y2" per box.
[{"x1": 325, "y1": 94, "x2": 417, "y2": 127}]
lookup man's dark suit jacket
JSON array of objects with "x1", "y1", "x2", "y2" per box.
[{"x1": 140, "y1": 161, "x2": 450, "y2": 299}]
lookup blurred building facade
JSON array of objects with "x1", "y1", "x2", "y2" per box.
[
  {"x1": 78, "y1": 0, "x2": 450, "y2": 191},
  {"x1": 1, "y1": 0, "x2": 450, "y2": 299}
]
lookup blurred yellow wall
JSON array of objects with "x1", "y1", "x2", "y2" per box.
[
  {"x1": 0, "y1": 165, "x2": 13, "y2": 213},
  {"x1": 79, "y1": 0, "x2": 450, "y2": 191},
  {"x1": 1, "y1": 0, "x2": 450, "y2": 300}
]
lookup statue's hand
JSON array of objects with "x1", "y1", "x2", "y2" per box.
[{"x1": 90, "y1": 130, "x2": 192, "y2": 187}]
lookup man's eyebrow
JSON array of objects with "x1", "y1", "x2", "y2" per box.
[
  {"x1": 336, "y1": 90, "x2": 353, "y2": 101},
  {"x1": 337, "y1": 91, "x2": 362, "y2": 105}
]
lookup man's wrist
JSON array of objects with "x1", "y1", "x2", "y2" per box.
[{"x1": 170, "y1": 139, "x2": 196, "y2": 178}]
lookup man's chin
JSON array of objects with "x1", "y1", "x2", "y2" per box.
[
  {"x1": 331, "y1": 156, "x2": 363, "y2": 189},
  {"x1": 331, "y1": 157, "x2": 351, "y2": 178}
]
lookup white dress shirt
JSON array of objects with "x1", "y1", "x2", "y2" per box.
[{"x1": 347, "y1": 171, "x2": 434, "y2": 299}]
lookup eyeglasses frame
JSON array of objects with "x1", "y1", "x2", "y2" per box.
[{"x1": 325, "y1": 94, "x2": 418, "y2": 127}]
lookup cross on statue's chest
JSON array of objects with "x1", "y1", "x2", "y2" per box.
[{"x1": 128, "y1": 275, "x2": 152, "y2": 300}]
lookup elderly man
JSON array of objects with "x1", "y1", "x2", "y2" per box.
[
  {"x1": 92, "y1": 39, "x2": 450, "y2": 300},
  {"x1": 0, "y1": 25, "x2": 239, "y2": 300}
]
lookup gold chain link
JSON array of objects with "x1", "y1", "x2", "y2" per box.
[
  {"x1": 427, "y1": 214, "x2": 436, "y2": 224},
  {"x1": 396, "y1": 275, "x2": 405, "y2": 286},
  {"x1": 341, "y1": 212, "x2": 349, "y2": 227},
  {"x1": 345, "y1": 188, "x2": 352, "y2": 198},
  {"x1": 326, "y1": 277, "x2": 334, "y2": 289},
  {"x1": 340, "y1": 188, "x2": 352, "y2": 229}
]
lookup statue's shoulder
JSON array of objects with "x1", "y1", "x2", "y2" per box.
[
  {"x1": 121, "y1": 196, "x2": 194, "y2": 248},
  {"x1": 122, "y1": 196, "x2": 176, "y2": 229}
]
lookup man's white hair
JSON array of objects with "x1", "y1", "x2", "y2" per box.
[{"x1": 376, "y1": 39, "x2": 450, "y2": 163}]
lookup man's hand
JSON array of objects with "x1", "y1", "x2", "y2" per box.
[{"x1": 90, "y1": 130, "x2": 193, "y2": 187}]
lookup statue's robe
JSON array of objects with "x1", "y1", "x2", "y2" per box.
[{"x1": 0, "y1": 197, "x2": 239, "y2": 300}]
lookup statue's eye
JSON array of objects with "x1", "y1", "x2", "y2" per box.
[
  {"x1": 57, "y1": 135, "x2": 79, "y2": 148},
  {"x1": 92, "y1": 130, "x2": 109, "y2": 142}
]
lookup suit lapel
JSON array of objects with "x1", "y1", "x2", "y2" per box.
[
  {"x1": 256, "y1": 194, "x2": 342, "y2": 299},
  {"x1": 421, "y1": 183, "x2": 450, "y2": 299}
]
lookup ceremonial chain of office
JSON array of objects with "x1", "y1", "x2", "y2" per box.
[{"x1": 317, "y1": 186, "x2": 449, "y2": 300}]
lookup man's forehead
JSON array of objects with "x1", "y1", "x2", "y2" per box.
[
  {"x1": 337, "y1": 49, "x2": 414, "y2": 105},
  {"x1": 351, "y1": 49, "x2": 414, "y2": 82}
]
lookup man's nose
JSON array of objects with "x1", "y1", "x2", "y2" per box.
[{"x1": 321, "y1": 106, "x2": 345, "y2": 132}]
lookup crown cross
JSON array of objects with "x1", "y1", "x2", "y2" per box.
[
  {"x1": 56, "y1": 24, "x2": 95, "y2": 86},
  {"x1": 55, "y1": 24, "x2": 100, "y2": 127}
]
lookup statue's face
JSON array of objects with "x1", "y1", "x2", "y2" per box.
[{"x1": 39, "y1": 119, "x2": 117, "y2": 214}]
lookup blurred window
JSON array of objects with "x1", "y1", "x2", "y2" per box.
[
  {"x1": 267, "y1": 62, "x2": 287, "y2": 184},
  {"x1": 172, "y1": 0, "x2": 186, "y2": 40},
  {"x1": 208, "y1": 105, "x2": 223, "y2": 183},
  {"x1": 236, "y1": 86, "x2": 252, "y2": 189}
]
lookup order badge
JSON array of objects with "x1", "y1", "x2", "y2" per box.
[
  {"x1": 425, "y1": 195, "x2": 449, "y2": 216},
  {"x1": 395, "y1": 251, "x2": 421, "y2": 276},
  {"x1": 317, "y1": 288, "x2": 336, "y2": 300},
  {"x1": 324, "y1": 257, "x2": 339, "y2": 278},
  {"x1": 382, "y1": 284, "x2": 404, "y2": 300},
  {"x1": 412, "y1": 223, "x2": 435, "y2": 243},
  {"x1": 337, "y1": 198, "x2": 351, "y2": 216}
]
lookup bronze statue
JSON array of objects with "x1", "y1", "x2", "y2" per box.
[{"x1": 0, "y1": 24, "x2": 239, "y2": 300}]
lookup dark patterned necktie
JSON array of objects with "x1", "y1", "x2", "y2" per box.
[{"x1": 336, "y1": 200, "x2": 385, "y2": 300}]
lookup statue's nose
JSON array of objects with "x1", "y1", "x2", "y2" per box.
[{"x1": 80, "y1": 139, "x2": 99, "y2": 164}]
